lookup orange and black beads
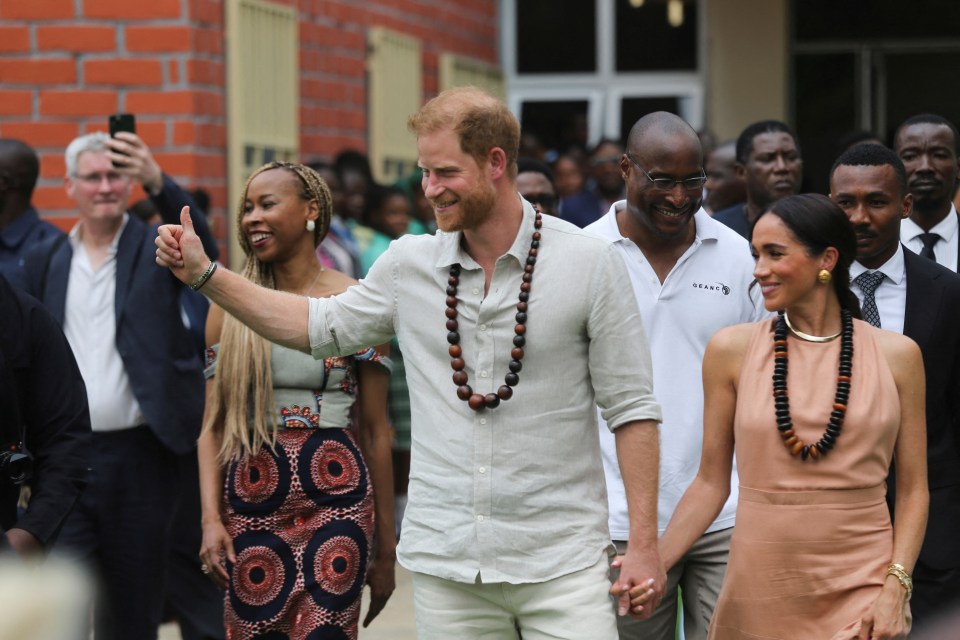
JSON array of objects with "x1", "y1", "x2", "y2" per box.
[
  {"x1": 773, "y1": 309, "x2": 854, "y2": 460},
  {"x1": 447, "y1": 212, "x2": 543, "y2": 411}
]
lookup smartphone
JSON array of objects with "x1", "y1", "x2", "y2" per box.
[{"x1": 108, "y1": 113, "x2": 136, "y2": 168}]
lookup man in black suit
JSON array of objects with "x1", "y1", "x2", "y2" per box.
[
  {"x1": 20, "y1": 131, "x2": 220, "y2": 640},
  {"x1": 0, "y1": 274, "x2": 90, "y2": 557},
  {"x1": 894, "y1": 114, "x2": 960, "y2": 273},
  {"x1": 830, "y1": 143, "x2": 960, "y2": 630}
]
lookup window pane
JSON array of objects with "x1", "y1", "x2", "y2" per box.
[
  {"x1": 883, "y1": 52, "x2": 960, "y2": 142},
  {"x1": 520, "y1": 101, "x2": 590, "y2": 155},
  {"x1": 793, "y1": 53, "x2": 857, "y2": 194},
  {"x1": 516, "y1": 1, "x2": 596, "y2": 73},
  {"x1": 616, "y1": 0, "x2": 697, "y2": 71},
  {"x1": 794, "y1": 0, "x2": 960, "y2": 41},
  {"x1": 620, "y1": 97, "x2": 680, "y2": 142}
]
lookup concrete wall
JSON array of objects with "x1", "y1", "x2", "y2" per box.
[{"x1": 705, "y1": 0, "x2": 788, "y2": 140}]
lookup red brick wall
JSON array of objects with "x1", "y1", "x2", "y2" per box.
[
  {"x1": 0, "y1": 0, "x2": 498, "y2": 252},
  {"x1": 0, "y1": 0, "x2": 228, "y2": 238},
  {"x1": 297, "y1": 0, "x2": 499, "y2": 159}
]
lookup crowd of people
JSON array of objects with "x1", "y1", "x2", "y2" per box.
[{"x1": 0, "y1": 85, "x2": 958, "y2": 640}]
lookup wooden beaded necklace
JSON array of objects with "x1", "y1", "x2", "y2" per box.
[
  {"x1": 446, "y1": 211, "x2": 542, "y2": 411},
  {"x1": 773, "y1": 309, "x2": 853, "y2": 460}
]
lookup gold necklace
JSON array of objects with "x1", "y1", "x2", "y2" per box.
[
  {"x1": 296, "y1": 265, "x2": 325, "y2": 296},
  {"x1": 783, "y1": 312, "x2": 842, "y2": 343}
]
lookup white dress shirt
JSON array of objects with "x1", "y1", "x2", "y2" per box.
[
  {"x1": 587, "y1": 204, "x2": 768, "y2": 538},
  {"x1": 850, "y1": 245, "x2": 908, "y2": 335},
  {"x1": 63, "y1": 215, "x2": 144, "y2": 432},
  {"x1": 308, "y1": 199, "x2": 662, "y2": 584},
  {"x1": 901, "y1": 204, "x2": 958, "y2": 272}
]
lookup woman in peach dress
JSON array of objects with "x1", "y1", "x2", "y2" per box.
[{"x1": 652, "y1": 194, "x2": 928, "y2": 639}]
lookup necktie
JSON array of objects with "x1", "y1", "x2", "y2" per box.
[
  {"x1": 855, "y1": 271, "x2": 885, "y2": 328},
  {"x1": 918, "y1": 232, "x2": 941, "y2": 261}
]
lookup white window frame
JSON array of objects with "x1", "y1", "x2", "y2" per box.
[{"x1": 501, "y1": 0, "x2": 706, "y2": 145}]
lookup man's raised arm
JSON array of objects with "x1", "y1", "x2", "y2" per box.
[{"x1": 155, "y1": 208, "x2": 311, "y2": 352}]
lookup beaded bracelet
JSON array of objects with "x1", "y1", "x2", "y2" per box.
[
  {"x1": 886, "y1": 563, "x2": 913, "y2": 598},
  {"x1": 189, "y1": 261, "x2": 218, "y2": 291}
]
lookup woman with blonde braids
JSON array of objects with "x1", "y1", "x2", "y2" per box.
[{"x1": 197, "y1": 162, "x2": 395, "y2": 638}]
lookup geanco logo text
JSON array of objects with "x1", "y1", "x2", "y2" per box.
[{"x1": 692, "y1": 282, "x2": 731, "y2": 295}]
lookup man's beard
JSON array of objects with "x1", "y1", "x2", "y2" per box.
[
  {"x1": 912, "y1": 189, "x2": 954, "y2": 217},
  {"x1": 435, "y1": 181, "x2": 496, "y2": 232}
]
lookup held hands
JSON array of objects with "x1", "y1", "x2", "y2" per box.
[
  {"x1": 362, "y1": 554, "x2": 396, "y2": 627},
  {"x1": 609, "y1": 546, "x2": 666, "y2": 620},
  {"x1": 155, "y1": 207, "x2": 211, "y2": 285},
  {"x1": 106, "y1": 132, "x2": 164, "y2": 195},
  {"x1": 198, "y1": 517, "x2": 236, "y2": 590},
  {"x1": 857, "y1": 577, "x2": 912, "y2": 640}
]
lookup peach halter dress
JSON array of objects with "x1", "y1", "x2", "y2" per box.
[{"x1": 709, "y1": 318, "x2": 901, "y2": 640}]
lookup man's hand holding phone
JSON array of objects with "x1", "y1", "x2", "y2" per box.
[{"x1": 107, "y1": 114, "x2": 164, "y2": 196}]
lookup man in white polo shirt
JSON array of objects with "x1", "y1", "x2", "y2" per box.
[{"x1": 587, "y1": 112, "x2": 766, "y2": 640}]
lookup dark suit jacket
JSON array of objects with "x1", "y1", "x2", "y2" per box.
[
  {"x1": 19, "y1": 176, "x2": 219, "y2": 456},
  {"x1": 0, "y1": 274, "x2": 90, "y2": 547},
  {"x1": 712, "y1": 202, "x2": 751, "y2": 239},
  {"x1": 894, "y1": 248, "x2": 960, "y2": 568},
  {"x1": 559, "y1": 189, "x2": 604, "y2": 229}
]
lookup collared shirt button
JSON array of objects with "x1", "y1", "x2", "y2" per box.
[
  {"x1": 478, "y1": 466, "x2": 486, "y2": 473},
  {"x1": 479, "y1": 418, "x2": 487, "y2": 425},
  {"x1": 479, "y1": 323, "x2": 487, "y2": 331},
  {"x1": 476, "y1": 514, "x2": 485, "y2": 522},
  {"x1": 480, "y1": 370, "x2": 488, "y2": 378},
  {"x1": 472, "y1": 287, "x2": 481, "y2": 295}
]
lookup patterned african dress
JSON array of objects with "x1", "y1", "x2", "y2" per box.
[{"x1": 205, "y1": 342, "x2": 388, "y2": 640}]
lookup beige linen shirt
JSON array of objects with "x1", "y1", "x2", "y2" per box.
[{"x1": 308, "y1": 199, "x2": 661, "y2": 584}]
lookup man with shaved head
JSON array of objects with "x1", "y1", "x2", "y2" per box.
[
  {"x1": 586, "y1": 112, "x2": 766, "y2": 639},
  {"x1": 0, "y1": 139, "x2": 62, "y2": 279}
]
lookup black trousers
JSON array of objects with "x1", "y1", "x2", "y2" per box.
[
  {"x1": 56, "y1": 426, "x2": 179, "y2": 640},
  {"x1": 163, "y1": 450, "x2": 225, "y2": 640}
]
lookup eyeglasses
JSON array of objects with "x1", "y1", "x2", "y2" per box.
[
  {"x1": 74, "y1": 172, "x2": 129, "y2": 186},
  {"x1": 522, "y1": 193, "x2": 557, "y2": 209},
  {"x1": 626, "y1": 153, "x2": 706, "y2": 191}
]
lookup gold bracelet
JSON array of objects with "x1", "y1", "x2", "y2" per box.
[
  {"x1": 189, "y1": 261, "x2": 217, "y2": 291},
  {"x1": 886, "y1": 563, "x2": 913, "y2": 598}
]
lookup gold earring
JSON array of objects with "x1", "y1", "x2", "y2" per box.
[{"x1": 817, "y1": 269, "x2": 832, "y2": 284}]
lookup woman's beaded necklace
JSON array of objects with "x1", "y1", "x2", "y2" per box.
[
  {"x1": 773, "y1": 309, "x2": 854, "y2": 461},
  {"x1": 446, "y1": 211, "x2": 542, "y2": 411}
]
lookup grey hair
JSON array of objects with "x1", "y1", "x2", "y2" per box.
[{"x1": 65, "y1": 132, "x2": 110, "y2": 177}]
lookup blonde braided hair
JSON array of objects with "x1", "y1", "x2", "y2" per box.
[{"x1": 204, "y1": 162, "x2": 334, "y2": 463}]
